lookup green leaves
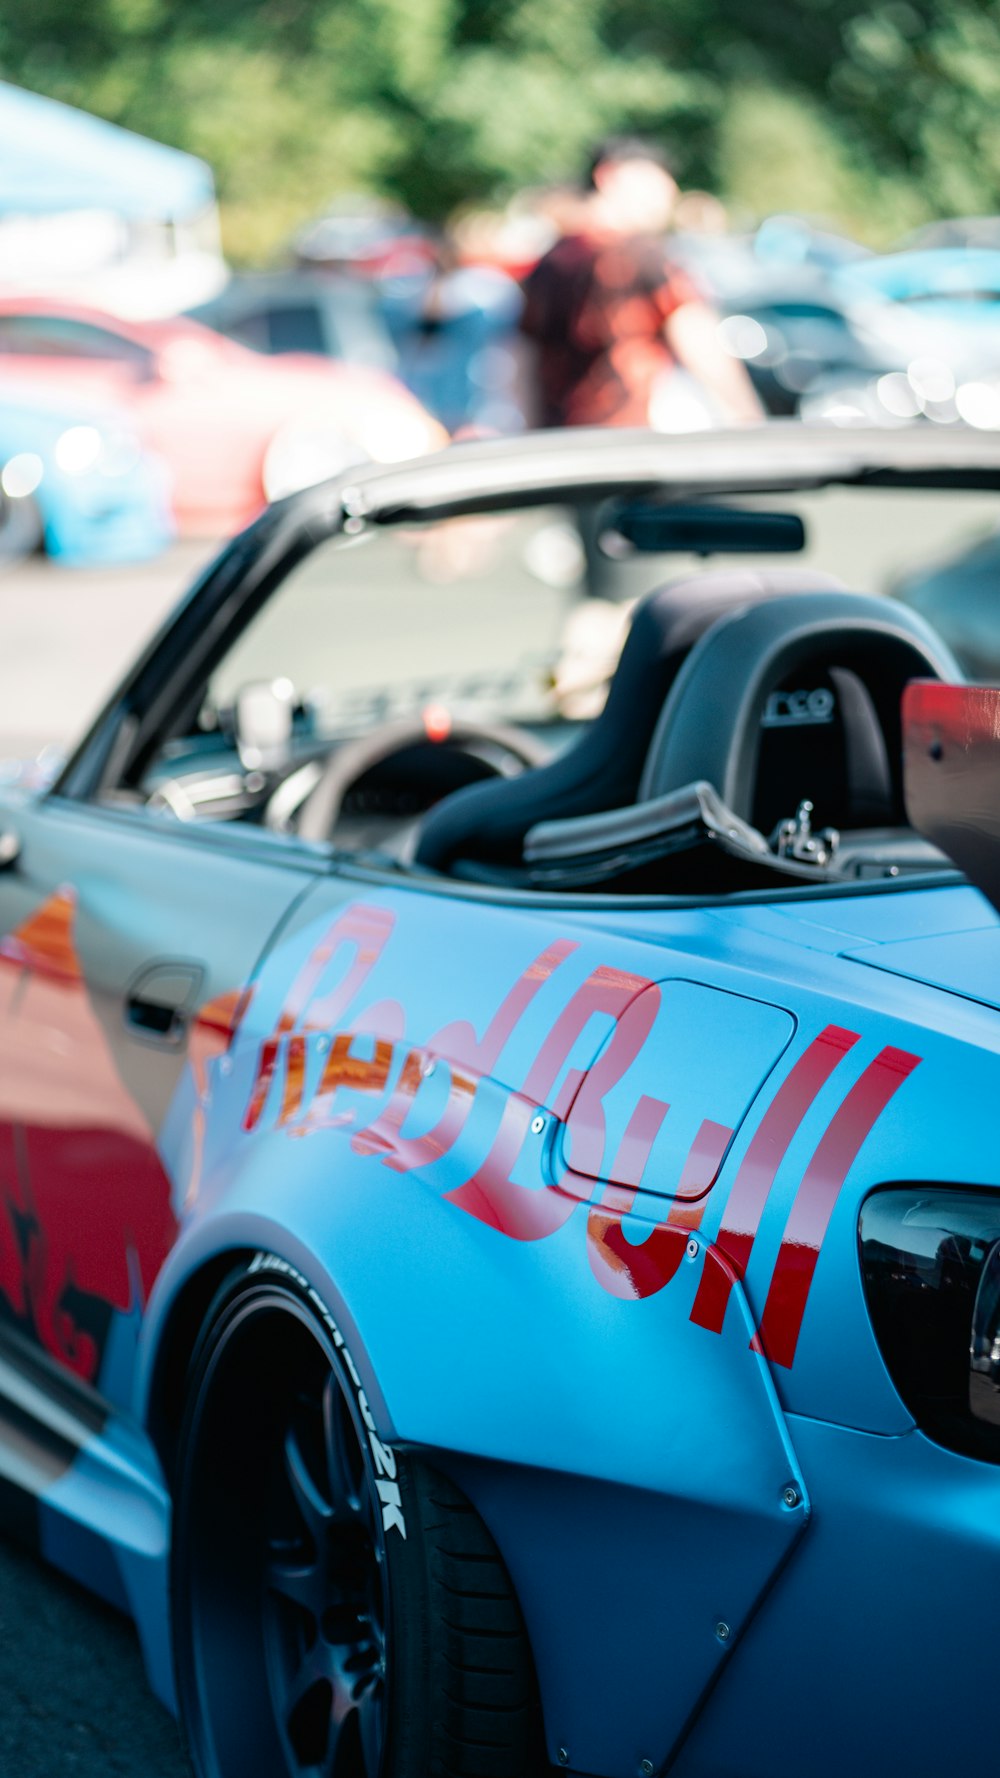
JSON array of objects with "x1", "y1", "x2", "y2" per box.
[{"x1": 1, "y1": 0, "x2": 996, "y2": 263}]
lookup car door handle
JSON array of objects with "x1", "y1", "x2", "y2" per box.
[
  {"x1": 0, "y1": 830, "x2": 20, "y2": 870},
  {"x1": 126, "y1": 993, "x2": 189, "y2": 1040},
  {"x1": 124, "y1": 960, "x2": 204, "y2": 1045}
]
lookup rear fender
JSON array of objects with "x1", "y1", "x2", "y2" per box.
[{"x1": 141, "y1": 1120, "x2": 808, "y2": 1778}]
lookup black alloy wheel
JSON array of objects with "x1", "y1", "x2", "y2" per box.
[
  {"x1": 264, "y1": 1361, "x2": 388, "y2": 1774},
  {"x1": 172, "y1": 1260, "x2": 543, "y2": 1778}
]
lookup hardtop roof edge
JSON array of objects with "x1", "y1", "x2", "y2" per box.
[{"x1": 309, "y1": 422, "x2": 1000, "y2": 525}]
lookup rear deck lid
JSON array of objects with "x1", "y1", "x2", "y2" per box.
[{"x1": 843, "y1": 926, "x2": 1000, "y2": 1013}]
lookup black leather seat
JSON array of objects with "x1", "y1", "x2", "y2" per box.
[
  {"x1": 415, "y1": 566, "x2": 846, "y2": 873},
  {"x1": 639, "y1": 590, "x2": 963, "y2": 834}
]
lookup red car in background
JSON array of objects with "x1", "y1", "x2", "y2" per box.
[{"x1": 0, "y1": 298, "x2": 446, "y2": 535}]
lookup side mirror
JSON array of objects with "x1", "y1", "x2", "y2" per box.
[{"x1": 235, "y1": 678, "x2": 295, "y2": 769}]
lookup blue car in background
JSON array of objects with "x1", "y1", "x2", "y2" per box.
[
  {"x1": 0, "y1": 382, "x2": 173, "y2": 566},
  {"x1": 779, "y1": 249, "x2": 1000, "y2": 426},
  {"x1": 841, "y1": 246, "x2": 1000, "y2": 309},
  {"x1": 834, "y1": 248, "x2": 1000, "y2": 372}
]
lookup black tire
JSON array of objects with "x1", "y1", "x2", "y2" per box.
[
  {"x1": 0, "y1": 490, "x2": 43, "y2": 565},
  {"x1": 171, "y1": 1254, "x2": 544, "y2": 1778}
]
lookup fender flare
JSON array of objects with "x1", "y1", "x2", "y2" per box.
[{"x1": 138, "y1": 1143, "x2": 810, "y2": 1778}]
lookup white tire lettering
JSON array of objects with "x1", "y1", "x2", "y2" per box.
[
  {"x1": 249, "y1": 1251, "x2": 407, "y2": 1537},
  {"x1": 369, "y1": 1433, "x2": 397, "y2": 1480},
  {"x1": 376, "y1": 1478, "x2": 407, "y2": 1539}
]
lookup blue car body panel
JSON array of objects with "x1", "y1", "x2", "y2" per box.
[
  {"x1": 0, "y1": 819, "x2": 992, "y2": 1771},
  {"x1": 840, "y1": 247, "x2": 1000, "y2": 303},
  {"x1": 670, "y1": 1414, "x2": 1000, "y2": 1778},
  {"x1": 834, "y1": 249, "x2": 1000, "y2": 363},
  {"x1": 0, "y1": 385, "x2": 173, "y2": 564},
  {"x1": 1, "y1": 427, "x2": 1000, "y2": 1775},
  {"x1": 162, "y1": 872, "x2": 998, "y2": 1772}
]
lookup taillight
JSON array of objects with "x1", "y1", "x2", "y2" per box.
[{"x1": 859, "y1": 1187, "x2": 1000, "y2": 1462}]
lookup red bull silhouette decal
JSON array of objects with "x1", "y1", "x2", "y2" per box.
[
  {"x1": 238, "y1": 903, "x2": 921, "y2": 1365},
  {"x1": 0, "y1": 889, "x2": 922, "y2": 1380}
]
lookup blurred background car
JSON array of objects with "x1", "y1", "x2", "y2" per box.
[
  {"x1": 663, "y1": 226, "x2": 1000, "y2": 425},
  {"x1": 0, "y1": 297, "x2": 445, "y2": 535},
  {"x1": 279, "y1": 199, "x2": 531, "y2": 434},
  {"x1": 0, "y1": 381, "x2": 172, "y2": 565},
  {"x1": 663, "y1": 221, "x2": 899, "y2": 418},
  {"x1": 834, "y1": 248, "x2": 1000, "y2": 367},
  {"x1": 377, "y1": 246, "x2": 528, "y2": 435},
  {"x1": 899, "y1": 217, "x2": 1000, "y2": 253},
  {"x1": 793, "y1": 250, "x2": 1000, "y2": 429},
  {"x1": 674, "y1": 262, "x2": 902, "y2": 417},
  {"x1": 185, "y1": 267, "x2": 399, "y2": 371},
  {"x1": 291, "y1": 194, "x2": 438, "y2": 281}
]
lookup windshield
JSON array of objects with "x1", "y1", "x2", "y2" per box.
[
  {"x1": 206, "y1": 482, "x2": 1000, "y2": 730},
  {"x1": 208, "y1": 507, "x2": 586, "y2": 733}
]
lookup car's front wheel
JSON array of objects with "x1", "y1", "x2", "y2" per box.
[
  {"x1": 0, "y1": 489, "x2": 43, "y2": 565},
  {"x1": 171, "y1": 1258, "x2": 543, "y2": 1778}
]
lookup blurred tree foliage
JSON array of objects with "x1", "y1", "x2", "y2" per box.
[{"x1": 0, "y1": 0, "x2": 995, "y2": 261}]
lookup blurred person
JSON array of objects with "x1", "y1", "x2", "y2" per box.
[
  {"x1": 519, "y1": 136, "x2": 763, "y2": 431},
  {"x1": 508, "y1": 183, "x2": 592, "y2": 263},
  {"x1": 384, "y1": 225, "x2": 526, "y2": 435},
  {"x1": 450, "y1": 198, "x2": 562, "y2": 281},
  {"x1": 671, "y1": 188, "x2": 731, "y2": 237},
  {"x1": 520, "y1": 137, "x2": 762, "y2": 595},
  {"x1": 550, "y1": 594, "x2": 636, "y2": 718}
]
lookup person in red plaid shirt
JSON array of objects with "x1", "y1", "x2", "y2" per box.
[{"x1": 521, "y1": 137, "x2": 762, "y2": 431}]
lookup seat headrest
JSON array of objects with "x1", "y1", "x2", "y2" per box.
[
  {"x1": 640, "y1": 591, "x2": 963, "y2": 828},
  {"x1": 414, "y1": 567, "x2": 846, "y2": 873}
]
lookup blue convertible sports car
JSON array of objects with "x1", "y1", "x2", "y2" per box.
[{"x1": 1, "y1": 424, "x2": 1000, "y2": 1778}]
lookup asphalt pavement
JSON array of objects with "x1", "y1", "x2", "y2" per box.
[
  {"x1": 0, "y1": 1534, "x2": 192, "y2": 1776},
  {"x1": 0, "y1": 540, "x2": 220, "y2": 764}
]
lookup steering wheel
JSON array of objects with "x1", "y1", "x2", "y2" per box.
[{"x1": 293, "y1": 716, "x2": 551, "y2": 841}]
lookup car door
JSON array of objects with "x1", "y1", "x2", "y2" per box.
[
  {"x1": 0, "y1": 311, "x2": 156, "y2": 405},
  {"x1": 0, "y1": 791, "x2": 317, "y2": 1411}
]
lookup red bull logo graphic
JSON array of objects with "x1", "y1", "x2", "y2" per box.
[
  {"x1": 0, "y1": 888, "x2": 921, "y2": 1384},
  {"x1": 239, "y1": 904, "x2": 921, "y2": 1369}
]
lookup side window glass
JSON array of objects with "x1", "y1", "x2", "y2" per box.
[
  {"x1": 266, "y1": 305, "x2": 327, "y2": 355},
  {"x1": 207, "y1": 511, "x2": 587, "y2": 731},
  {"x1": 138, "y1": 508, "x2": 604, "y2": 848},
  {"x1": 0, "y1": 315, "x2": 152, "y2": 369}
]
